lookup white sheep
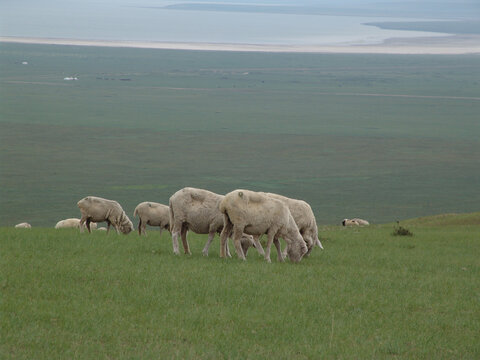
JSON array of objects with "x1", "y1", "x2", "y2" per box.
[
  {"x1": 219, "y1": 189, "x2": 308, "y2": 263},
  {"x1": 169, "y1": 187, "x2": 263, "y2": 256},
  {"x1": 342, "y1": 219, "x2": 360, "y2": 226},
  {"x1": 133, "y1": 201, "x2": 170, "y2": 236},
  {"x1": 55, "y1": 218, "x2": 97, "y2": 230},
  {"x1": 265, "y1": 192, "x2": 323, "y2": 255},
  {"x1": 15, "y1": 222, "x2": 31, "y2": 229},
  {"x1": 77, "y1": 196, "x2": 133, "y2": 234},
  {"x1": 352, "y1": 218, "x2": 370, "y2": 226}
]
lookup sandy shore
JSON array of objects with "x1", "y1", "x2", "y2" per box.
[{"x1": 1, "y1": 35, "x2": 480, "y2": 54}]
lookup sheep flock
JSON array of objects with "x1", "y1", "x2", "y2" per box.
[{"x1": 13, "y1": 187, "x2": 369, "y2": 263}]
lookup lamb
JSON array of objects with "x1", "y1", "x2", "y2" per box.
[
  {"x1": 219, "y1": 189, "x2": 308, "y2": 263},
  {"x1": 15, "y1": 222, "x2": 31, "y2": 229},
  {"x1": 133, "y1": 201, "x2": 170, "y2": 236},
  {"x1": 77, "y1": 196, "x2": 133, "y2": 234},
  {"x1": 265, "y1": 192, "x2": 323, "y2": 255},
  {"x1": 55, "y1": 218, "x2": 97, "y2": 230},
  {"x1": 169, "y1": 187, "x2": 263, "y2": 256}
]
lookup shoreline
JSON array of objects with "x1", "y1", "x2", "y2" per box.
[{"x1": 1, "y1": 35, "x2": 480, "y2": 54}]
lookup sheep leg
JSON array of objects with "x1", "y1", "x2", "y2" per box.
[
  {"x1": 138, "y1": 219, "x2": 142, "y2": 236},
  {"x1": 225, "y1": 238, "x2": 232, "y2": 258},
  {"x1": 202, "y1": 231, "x2": 216, "y2": 256},
  {"x1": 171, "y1": 221, "x2": 182, "y2": 255},
  {"x1": 273, "y1": 237, "x2": 285, "y2": 262},
  {"x1": 86, "y1": 218, "x2": 92, "y2": 233},
  {"x1": 106, "y1": 221, "x2": 111, "y2": 234},
  {"x1": 79, "y1": 216, "x2": 87, "y2": 233},
  {"x1": 264, "y1": 229, "x2": 277, "y2": 263},
  {"x1": 252, "y1": 235, "x2": 265, "y2": 256},
  {"x1": 171, "y1": 232, "x2": 180, "y2": 255},
  {"x1": 316, "y1": 238, "x2": 324, "y2": 250},
  {"x1": 158, "y1": 228, "x2": 163, "y2": 238},
  {"x1": 232, "y1": 226, "x2": 246, "y2": 261},
  {"x1": 180, "y1": 224, "x2": 191, "y2": 255},
  {"x1": 219, "y1": 214, "x2": 233, "y2": 258}
]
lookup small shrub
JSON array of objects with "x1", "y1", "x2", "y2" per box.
[{"x1": 392, "y1": 222, "x2": 413, "y2": 237}]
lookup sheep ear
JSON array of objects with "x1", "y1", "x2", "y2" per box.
[{"x1": 238, "y1": 191, "x2": 243, "y2": 198}]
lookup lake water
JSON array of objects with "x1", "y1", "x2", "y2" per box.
[{"x1": 0, "y1": 0, "x2": 447, "y2": 45}]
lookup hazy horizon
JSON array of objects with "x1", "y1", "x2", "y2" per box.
[{"x1": 2, "y1": 0, "x2": 478, "y2": 46}]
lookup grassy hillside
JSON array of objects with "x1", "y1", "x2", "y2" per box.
[
  {"x1": 399, "y1": 211, "x2": 480, "y2": 227},
  {"x1": 1, "y1": 43, "x2": 480, "y2": 226},
  {"x1": 1, "y1": 219, "x2": 479, "y2": 359}
]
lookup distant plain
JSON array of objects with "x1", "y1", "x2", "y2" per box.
[{"x1": 1, "y1": 43, "x2": 479, "y2": 226}]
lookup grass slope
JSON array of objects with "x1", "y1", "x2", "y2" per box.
[{"x1": 1, "y1": 216, "x2": 479, "y2": 359}]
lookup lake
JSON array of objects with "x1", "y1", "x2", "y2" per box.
[{"x1": 0, "y1": 0, "x2": 448, "y2": 45}]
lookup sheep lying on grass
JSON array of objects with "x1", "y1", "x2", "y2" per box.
[
  {"x1": 342, "y1": 218, "x2": 369, "y2": 226},
  {"x1": 55, "y1": 218, "x2": 97, "y2": 230},
  {"x1": 15, "y1": 222, "x2": 31, "y2": 229}
]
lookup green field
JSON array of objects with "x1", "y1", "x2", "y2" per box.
[
  {"x1": 1, "y1": 214, "x2": 479, "y2": 359},
  {"x1": 1, "y1": 43, "x2": 480, "y2": 226}
]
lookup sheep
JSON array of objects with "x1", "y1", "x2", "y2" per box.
[
  {"x1": 96, "y1": 227, "x2": 108, "y2": 231},
  {"x1": 342, "y1": 219, "x2": 360, "y2": 226},
  {"x1": 169, "y1": 187, "x2": 264, "y2": 256},
  {"x1": 55, "y1": 218, "x2": 97, "y2": 230},
  {"x1": 352, "y1": 218, "x2": 370, "y2": 226},
  {"x1": 133, "y1": 201, "x2": 170, "y2": 236},
  {"x1": 265, "y1": 192, "x2": 323, "y2": 256},
  {"x1": 219, "y1": 189, "x2": 308, "y2": 263},
  {"x1": 15, "y1": 222, "x2": 31, "y2": 229},
  {"x1": 77, "y1": 196, "x2": 133, "y2": 234}
]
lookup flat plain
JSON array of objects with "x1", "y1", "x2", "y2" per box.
[{"x1": 1, "y1": 43, "x2": 479, "y2": 226}]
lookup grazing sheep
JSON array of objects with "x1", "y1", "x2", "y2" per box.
[
  {"x1": 169, "y1": 187, "x2": 263, "y2": 256},
  {"x1": 342, "y1": 219, "x2": 360, "y2": 226},
  {"x1": 352, "y1": 218, "x2": 370, "y2": 226},
  {"x1": 133, "y1": 201, "x2": 170, "y2": 236},
  {"x1": 77, "y1": 196, "x2": 133, "y2": 234},
  {"x1": 265, "y1": 192, "x2": 323, "y2": 255},
  {"x1": 15, "y1": 222, "x2": 31, "y2": 229},
  {"x1": 55, "y1": 218, "x2": 97, "y2": 230},
  {"x1": 219, "y1": 189, "x2": 308, "y2": 263}
]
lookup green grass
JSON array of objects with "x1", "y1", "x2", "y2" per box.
[
  {"x1": 1, "y1": 215, "x2": 479, "y2": 359},
  {"x1": 1, "y1": 43, "x2": 480, "y2": 226}
]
